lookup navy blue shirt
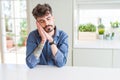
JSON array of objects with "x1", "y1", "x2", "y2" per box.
[{"x1": 26, "y1": 28, "x2": 68, "y2": 68}]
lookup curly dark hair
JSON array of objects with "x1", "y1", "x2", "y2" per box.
[{"x1": 32, "y1": 3, "x2": 52, "y2": 19}]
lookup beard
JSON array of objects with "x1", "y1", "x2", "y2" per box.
[{"x1": 44, "y1": 25, "x2": 54, "y2": 33}]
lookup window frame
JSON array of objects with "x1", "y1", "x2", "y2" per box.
[
  {"x1": 74, "y1": 0, "x2": 120, "y2": 44},
  {"x1": 0, "y1": 0, "x2": 27, "y2": 64}
]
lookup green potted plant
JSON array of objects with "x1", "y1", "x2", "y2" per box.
[
  {"x1": 78, "y1": 23, "x2": 97, "y2": 40},
  {"x1": 110, "y1": 21, "x2": 120, "y2": 40},
  {"x1": 79, "y1": 23, "x2": 96, "y2": 32},
  {"x1": 98, "y1": 24, "x2": 105, "y2": 40},
  {"x1": 98, "y1": 29, "x2": 104, "y2": 35},
  {"x1": 110, "y1": 21, "x2": 120, "y2": 28},
  {"x1": 111, "y1": 32, "x2": 115, "y2": 40}
]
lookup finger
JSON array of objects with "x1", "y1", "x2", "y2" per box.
[
  {"x1": 36, "y1": 21, "x2": 43, "y2": 30},
  {"x1": 42, "y1": 30, "x2": 47, "y2": 37},
  {"x1": 36, "y1": 22, "x2": 42, "y2": 32},
  {"x1": 36, "y1": 22, "x2": 44, "y2": 36}
]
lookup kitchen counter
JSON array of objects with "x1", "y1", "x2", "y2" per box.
[
  {"x1": 74, "y1": 40, "x2": 120, "y2": 49},
  {"x1": 0, "y1": 64, "x2": 120, "y2": 80}
]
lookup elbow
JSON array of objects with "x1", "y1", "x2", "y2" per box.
[
  {"x1": 27, "y1": 64, "x2": 34, "y2": 69},
  {"x1": 56, "y1": 61, "x2": 66, "y2": 68},
  {"x1": 56, "y1": 63, "x2": 66, "y2": 68},
  {"x1": 26, "y1": 62, "x2": 34, "y2": 69},
  {"x1": 55, "y1": 57, "x2": 67, "y2": 68},
  {"x1": 26, "y1": 59, "x2": 35, "y2": 69},
  {"x1": 57, "y1": 64, "x2": 64, "y2": 68}
]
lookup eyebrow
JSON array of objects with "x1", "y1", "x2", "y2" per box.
[
  {"x1": 40, "y1": 16, "x2": 51, "y2": 20},
  {"x1": 47, "y1": 16, "x2": 51, "y2": 19}
]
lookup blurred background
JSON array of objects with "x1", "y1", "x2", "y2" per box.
[{"x1": 0, "y1": 0, "x2": 120, "y2": 68}]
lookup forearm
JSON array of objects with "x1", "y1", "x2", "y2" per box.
[
  {"x1": 50, "y1": 43, "x2": 66, "y2": 67},
  {"x1": 50, "y1": 44, "x2": 58, "y2": 56},
  {"x1": 26, "y1": 53, "x2": 39, "y2": 68},
  {"x1": 33, "y1": 42, "x2": 45, "y2": 59},
  {"x1": 26, "y1": 41, "x2": 45, "y2": 68},
  {"x1": 52, "y1": 43, "x2": 68, "y2": 67},
  {"x1": 53, "y1": 50, "x2": 67, "y2": 67}
]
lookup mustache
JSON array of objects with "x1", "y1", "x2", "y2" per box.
[{"x1": 44, "y1": 25, "x2": 53, "y2": 29}]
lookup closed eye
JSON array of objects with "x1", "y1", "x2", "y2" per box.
[
  {"x1": 39, "y1": 20, "x2": 45, "y2": 23},
  {"x1": 47, "y1": 17, "x2": 51, "y2": 20}
]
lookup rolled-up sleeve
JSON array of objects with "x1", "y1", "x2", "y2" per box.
[
  {"x1": 54, "y1": 34, "x2": 68, "y2": 67},
  {"x1": 26, "y1": 32, "x2": 40, "y2": 68}
]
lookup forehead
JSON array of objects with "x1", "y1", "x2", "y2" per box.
[{"x1": 37, "y1": 13, "x2": 52, "y2": 21}]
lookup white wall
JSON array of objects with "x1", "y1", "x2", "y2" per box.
[
  {"x1": 0, "y1": 20, "x2": 1, "y2": 63},
  {"x1": 0, "y1": 30, "x2": 1, "y2": 63},
  {"x1": 27, "y1": 0, "x2": 73, "y2": 66}
]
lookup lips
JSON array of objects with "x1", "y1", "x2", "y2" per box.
[
  {"x1": 45, "y1": 25, "x2": 52, "y2": 28},
  {"x1": 44, "y1": 25, "x2": 52, "y2": 30},
  {"x1": 48, "y1": 28, "x2": 51, "y2": 31}
]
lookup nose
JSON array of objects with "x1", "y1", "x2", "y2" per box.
[{"x1": 45, "y1": 19, "x2": 49, "y2": 25}]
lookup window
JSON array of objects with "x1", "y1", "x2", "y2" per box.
[
  {"x1": 74, "y1": 0, "x2": 120, "y2": 43},
  {"x1": 0, "y1": 0, "x2": 27, "y2": 64}
]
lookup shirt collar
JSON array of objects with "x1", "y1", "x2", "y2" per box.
[{"x1": 53, "y1": 26, "x2": 60, "y2": 38}]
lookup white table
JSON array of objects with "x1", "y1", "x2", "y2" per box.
[{"x1": 0, "y1": 64, "x2": 120, "y2": 80}]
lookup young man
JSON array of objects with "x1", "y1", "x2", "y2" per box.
[{"x1": 26, "y1": 3, "x2": 68, "y2": 68}]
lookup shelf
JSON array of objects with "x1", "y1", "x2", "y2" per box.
[{"x1": 74, "y1": 40, "x2": 120, "y2": 49}]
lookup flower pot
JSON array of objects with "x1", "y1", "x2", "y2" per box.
[
  {"x1": 79, "y1": 32, "x2": 97, "y2": 41},
  {"x1": 98, "y1": 35, "x2": 104, "y2": 40},
  {"x1": 6, "y1": 40, "x2": 14, "y2": 48}
]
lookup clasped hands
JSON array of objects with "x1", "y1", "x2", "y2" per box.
[{"x1": 36, "y1": 21, "x2": 53, "y2": 44}]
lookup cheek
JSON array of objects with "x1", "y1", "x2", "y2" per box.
[
  {"x1": 41, "y1": 23, "x2": 46, "y2": 27},
  {"x1": 49, "y1": 21, "x2": 54, "y2": 25},
  {"x1": 49, "y1": 18, "x2": 54, "y2": 25}
]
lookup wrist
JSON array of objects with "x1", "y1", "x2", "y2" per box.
[
  {"x1": 49, "y1": 38, "x2": 54, "y2": 43},
  {"x1": 38, "y1": 43, "x2": 44, "y2": 49},
  {"x1": 41, "y1": 40, "x2": 46, "y2": 44},
  {"x1": 49, "y1": 40, "x2": 55, "y2": 45}
]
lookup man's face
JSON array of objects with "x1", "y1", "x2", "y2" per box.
[{"x1": 37, "y1": 13, "x2": 55, "y2": 33}]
